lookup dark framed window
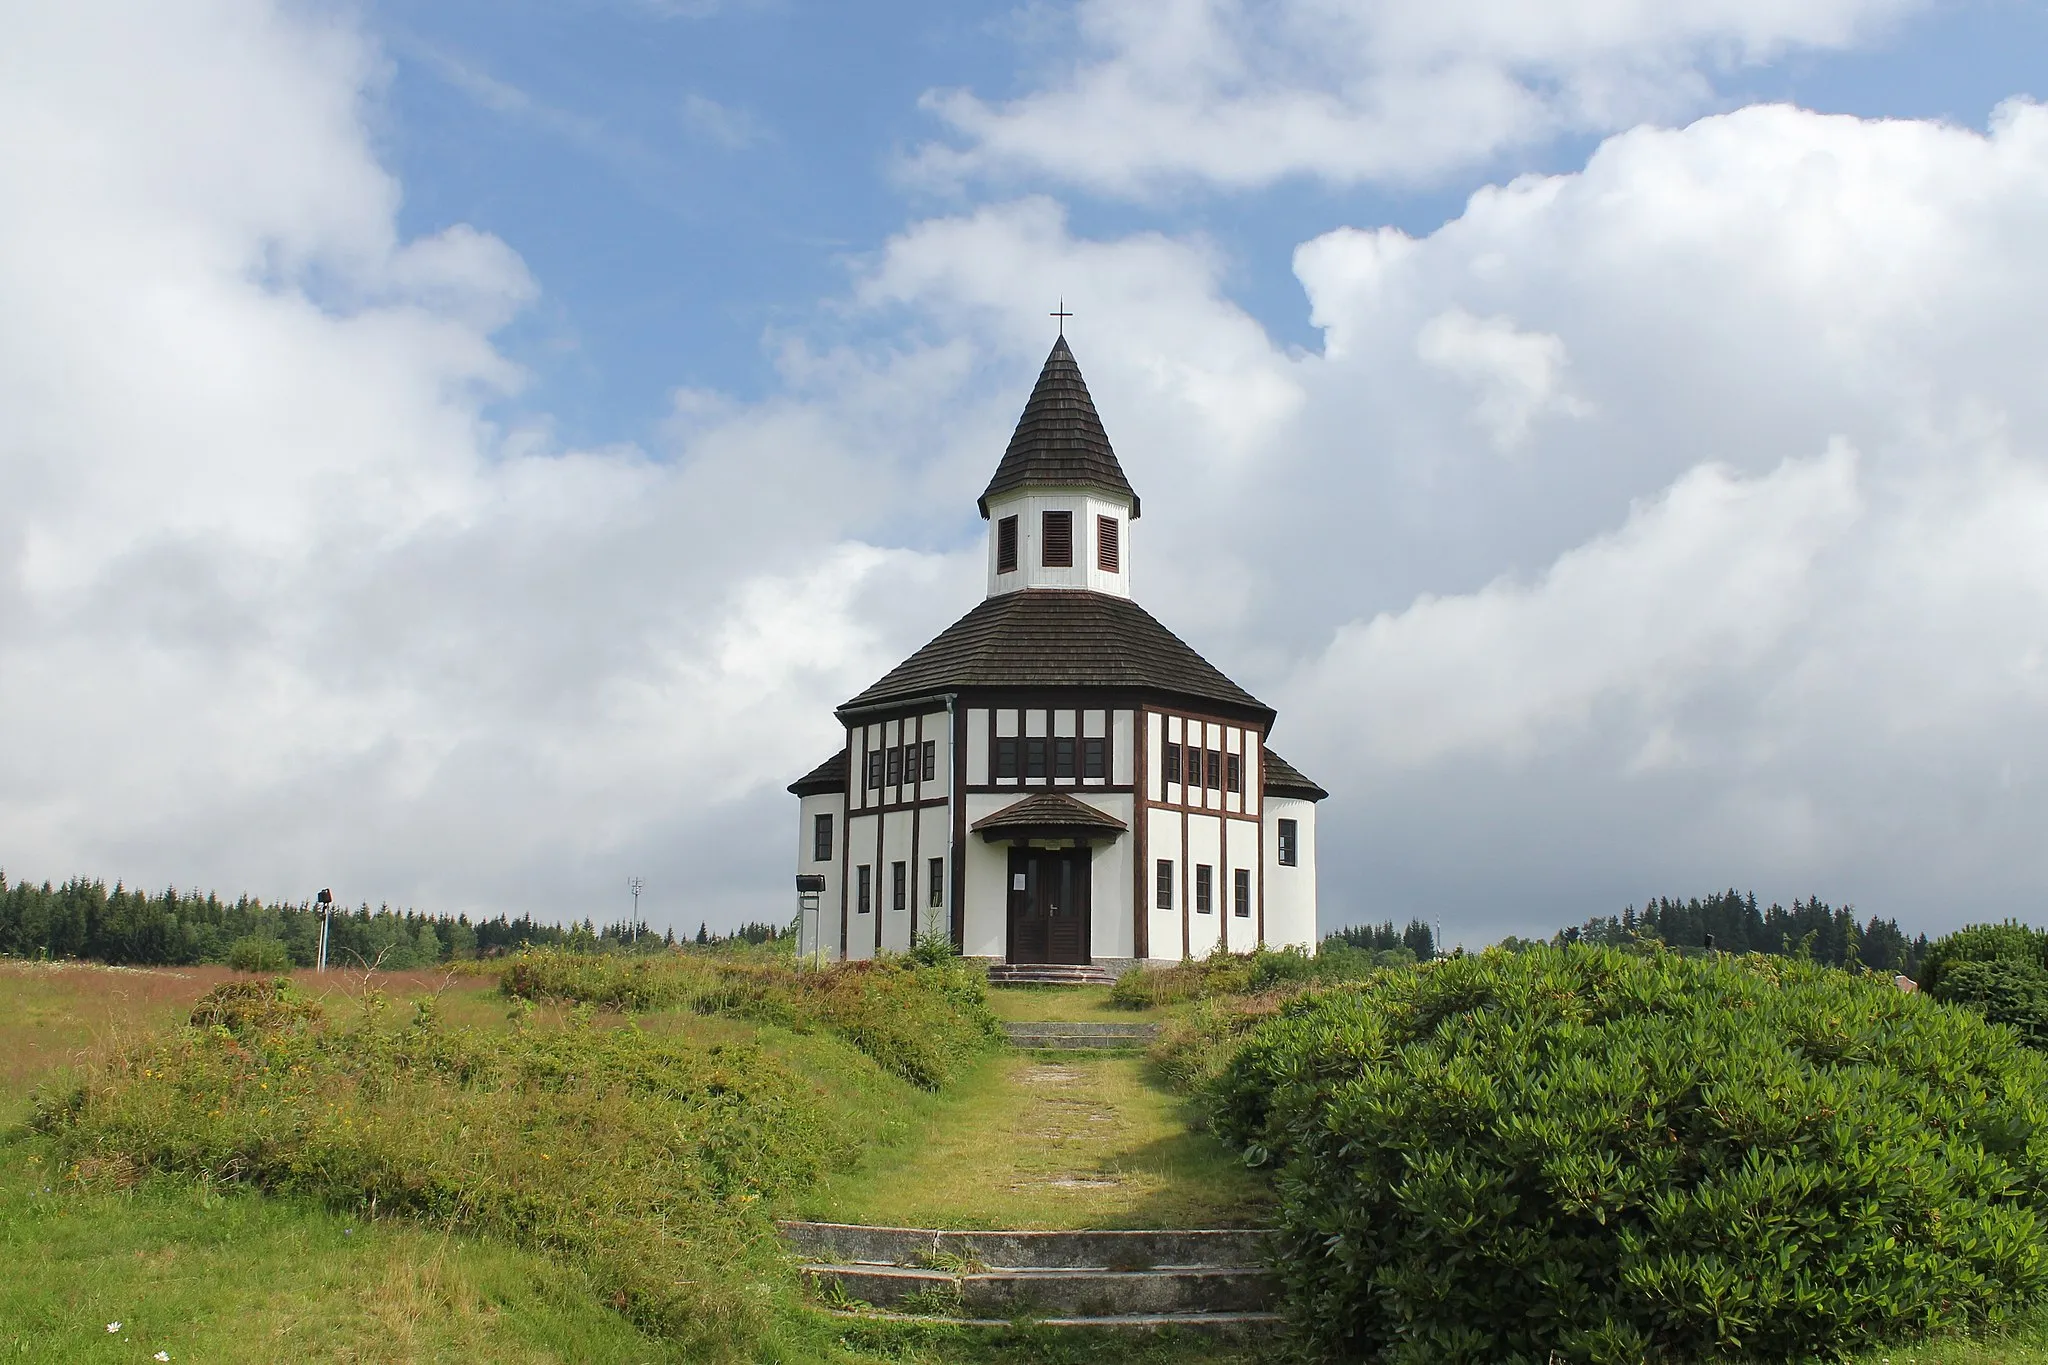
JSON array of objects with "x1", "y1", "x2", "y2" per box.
[
  {"x1": 995, "y1": 736, "x2": 1020, "y2": 780},
  {"x1": 1082, "y1": 737, "x2": 1106, "y2": 780},
  {"x1": 813, "y1": 813, "x2": 833, "y2": 862},
  {"x1": 1195, "y1": 865, "x2": 1213, "y2": 915},
  {"x1": 996, "y1": 515, "x2": 1019, "y2": 573},
  {"x1": 1207, "y1": 749, "x2": 1223, "y2": 789},
  {"x1": 921, "y1": 740, "x2": 936, "y2": 782},
  {"x1": 857, "y1": 864, "x2": 872, "y2": 915},
  {"x1": 1234, "y1": 868, "x2": 1251, "y2": 918},
  {"x1": 1163, "y1": 742, "x2": 1181, "y2": 786},
  {"x1": 928, "y1": 857, "x2": 944, "y2": 908},
  {"x1": 1096, "y1": 515, "x2": 1119, "y2": 573},
  {"x1": 1155, "y1": 859, "x2": 1174, "y2": 910},
  {"x1": 892, "y1": 861, "x2": 907, "y2": 914},
  {"x1": 1277, "y1": 818, "x2": 1298, "y2": 867},
  {"x1": 1053, "y1": 736, "x2": 1076, "y2": 780},
  {"x1": 1042, "y1": 510, "x2": 1073, "y2": 567},
  {"x1": 866, "y1": 751, "x2": 884, "y2": 789},
  {"x1": 886, "y1": 746, "x2": 902, "y2": 786},
  {"x1": 1025, "y1": 736, "x2": 1048, "y2": 780},
  {"x1": 1226, "y1": 754, "x2": 1242, "y2": 794}
]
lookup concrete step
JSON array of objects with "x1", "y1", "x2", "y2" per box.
[
  {"x1": 819, "y1": 1307, "x2": 1283, "y2": 1335},
  {"x1": 803, "y1": 1263, "x2": 1276, "y2": 1316},
  {"x1": 986, "y1": 963, "x2": 1120, "y2": 986},
  {"x1": 778, "y1": 1221, "x2": 1271, "y2": 1271},
  {"x1": 1002, "y1": 1021, "x2": 1158, "y2": 1050}
]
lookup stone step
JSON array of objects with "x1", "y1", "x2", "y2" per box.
[
  {"x1": 819, "y1": 1307, "x2": 1283, "y2": 1335},
  {"x1": 777, "y1": 1221, "x2": 1271, "y2": 1271},
  {"x1": 1002, "y1": 1021, "x2": 1158, "y2": 1050},
  {"x1": 986, "y1": 963, "x2": 1120, "y2": 986},
  {"x1": 803, "y1": 1263, "x2": 1277, "y2": 1316}
]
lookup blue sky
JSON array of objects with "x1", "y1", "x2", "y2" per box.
[
  {"x1": 7, "y1": 0, "x2": 2048, "y2": 941},
  {"x1": 370, "y1": 0, "x2": 2046, "y2": 447}
]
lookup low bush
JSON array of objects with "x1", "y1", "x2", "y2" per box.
[
  {"x1": 1110, "y1": 943, "x2": 1409, "y2": 1010},
  {"x1": 1213, "y1": 945, "x2": 2048, "y2": 1364},
  {"x1": 1919, "y1": 922, "x2": 2048, "y2": 1048},
  {"x1": 225, "y1": 935, "x2": 292, "y2": 973},
  {"x1": 501, "y1": 949, "x2": 1000, "y2": 1089},
  {"x1": 34, "y1": 981, "x2": 884, "y2": 1361}
]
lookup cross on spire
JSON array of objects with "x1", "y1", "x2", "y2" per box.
[{"x1": 1050, "y1": 298, "x2": 1072, "y2": 336}]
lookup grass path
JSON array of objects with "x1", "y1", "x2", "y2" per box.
[{"x1": 788, "y1": 1052, "x2": 1269, "y2": 1231}]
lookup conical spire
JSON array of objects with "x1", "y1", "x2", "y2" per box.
[{"x1": 977, "y1": 337, "x2": 1140, "y2": 519}]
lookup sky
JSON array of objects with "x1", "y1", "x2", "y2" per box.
[{"x1": 4, "y1": 0, "x2": 2048, "y2": 946}]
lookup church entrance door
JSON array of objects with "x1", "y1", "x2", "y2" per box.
[{"x1": 1005, "y1": 847, "x2": 1091, "y2": 965}]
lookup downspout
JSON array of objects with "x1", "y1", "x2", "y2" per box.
[{"x1": 944, "y1": 691, "x2": 957, "y2": 953}]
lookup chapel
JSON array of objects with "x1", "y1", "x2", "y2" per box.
[{"x1": 788, "y1": 335, "x2": 1326, "y2": 976}]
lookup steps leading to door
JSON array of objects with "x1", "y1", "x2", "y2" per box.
[
  {"x1": 986, "y1": 962, "x2": 1119, "y2": 986},
  {"x1": 1002, "y1": 1021, "x2": 1157, "y2": 1050},
  {"x1": 780, "y1": 1221, "x2": 1279, "y2": 1334}
]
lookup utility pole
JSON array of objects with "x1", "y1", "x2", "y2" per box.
[
  {"x1": 316, "y1": 889, "x2": 334, "y2": 972},
  {"x1": 628, "y1": 877, "x2": 644, "y2": 943}
]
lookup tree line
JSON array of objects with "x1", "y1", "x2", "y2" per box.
[
  {"x1": 0, "y1": 871, "x2": 675, "y2": 969},
  {"x1": 1539, "y1": 890, "x2": 1927, "y2": 974}
]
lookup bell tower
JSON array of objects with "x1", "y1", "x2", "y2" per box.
[{"x1": 980, "y1": 336, "x2": 1139, "y2": 599}]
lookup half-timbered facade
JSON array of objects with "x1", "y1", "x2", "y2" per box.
[{"x1": 790, "y1": 336, "x2": 1327, "y2": 970}]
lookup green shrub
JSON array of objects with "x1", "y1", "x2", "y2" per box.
[
  {"x1": 1213, "y1": 945, "x2": 2048, "y2": 1364},
  {"x1": 35, "y1": 981, "x2": 879, "y2": 1361},
  {"x1": 225, "y1": 935, "x2": 292, "y2": 973},
  {"x1": 1111, "y1": 943, "x2": 1406, "y2": 1010},
  {"x1": 1919, "y1": 923, "x2": 2048, "y2": 1048},
  {"x1": 500, "y1": 949, "x2": 1000, "y2": 1089},
  {"x1": 187, "y1": 976, "x2": 322, "y2": 1032}
]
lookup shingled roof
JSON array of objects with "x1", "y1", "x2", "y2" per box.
[
  {"x1": 1262, "y1": 748, "x2": 1328, "y2": 802},
  {"x1": 978, "y1": 337, "x2": 1140, "y2": 518},
  {"x1": 970, "y1": 791, "x2": 1129, "y2": 842},
  {"x1": 839, "y1": 590, "x2": 1271, "y2": 721},
  {"x1": 787, "y1": 749, "x2": 846, "y2": 797}
]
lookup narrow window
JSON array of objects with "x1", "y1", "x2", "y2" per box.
[
  {"x1": 866, "y1": 751, "x2": 884, "y2": 789},
  {"x1": 928, "y1": 857, "x2": 944, "y2": 909},
  {"x1": 1226, "y1": 753, "x2": 1242, "y2": 794},
  {"x1": 1053, "y1": 736, "x2": 1076, "y2": 780},
  {"x1": 1042, "y1": 510, "x2": 1073, "y2": 567},
  {"x1": 813, "y1": 813, "x2": 833, "y2": 862},
  {"x1": 1195, "y1": 865, "x2": 1213, "y2": 915},
  {"x1": 1277, "y1": 818, "x2": 1298, "y2": 867},
  {"x1": 892, "y1": 861, "x2": 907, "y2": 914},
  {"x1": 1155, "y1": 859, "x2": 1174, "y2": 910},
  {"x1": 995, "y1": 737, "x2": 1020, "y2": 780},
  {"x1": 1082, "y1": 737, "x2": 1106, "y2": 781},
  {"x1": 1163, "y1": 742, "x2": 1181, "y2": 786},
  {"x1": 996, "y1": 515, "x2": 1019, "y2": 573},
  {"x1": 1207, "y1": 749, "x2": 1223, "y2": 790},
  {"x1": 887, "y1": 746, "x2": 902, "y2": 787},
  {"x1": 1234, "y1": 868, "x2": 1251, "y2": 918},
  {"x1": 1096, "y1": 515, "x2": 1120, "y2": 573},
  {"x1": 1025, "y1": 737, "x2": 1048, "y2": 780},
  {"x1": 857, "y1": 865, "x2": 872, "y2": 915},
  {"x1": 921, "y1": 740, "x2": 936, "y2": 783}
]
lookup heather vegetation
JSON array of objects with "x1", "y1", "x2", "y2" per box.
[{"x1": 1201, "y1": 945, "x2": 2048, "y2": 1364}]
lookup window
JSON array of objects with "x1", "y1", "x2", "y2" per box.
[
  {"x1": 813, "y1": 813, "x2": 833, "y2": 862},
  {"x1": 1053, "y1": 736, "x2": 1076, "y2": 780},
  {"x1": 928, "y1": 857, "x2": 944, "y2": 909},
  {"x1": 892, "y1": 861, "x2": 907, "y2": 914},
  {"x1": 1226, "y1": 753, "x2": 1242, "y2": 794},
  {"x1": 1155, "y1": 859, "x2": 1174, "y2": 910},
  {"x1": 866, "y1": 751, "x2": 884, "y2": 789},
  {"x1": 996, "y1": 515, "x2": 1018, "y2": 573},
  {"x1": 1083, "y1": 737, "x2": 1106, "y2": 780},
  {"x1": 1207, "y1": 749, "x2": 1223, "y2": 789},
  {"x1": 886, "y1": 746, "x2": 902, "y2": 787},
  {"x1": 1025, "y1": 736, "x2": 1048, "y2": 780},
  {"x1": 921, "y1": 740, "x2": 936, "y2": 783},
  {"x1": 1042, "y1": 510, "x2": 1073, "y2": 567},
  {"x1": 995, "y1": 736, "x2": 1020, "y2": 780},
  {"x1": 1096, "y1": 515, "x2": 1120, "y2": 573},
  {"x1": 1277, "y1": 818, "x2": 1298, "y2": 867},
  {"x1": 856, "y1": 865, "x2": 872, "y2": 915},
  {"x1": 1195, "y1": 864, "x2": 1213, "y2": 915},
  {"x1": 1234, "y1": 868, "x2": 1251, "y2": 918},
  {"x1": 1163, "y1": 742, "x2": 1181, "y2": 786}
]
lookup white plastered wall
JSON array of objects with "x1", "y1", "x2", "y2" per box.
[
  {"x1": 984, "y1": 489, "x2": 1133, "y2": 598},
  {"x1": 1262, "y1": 796, "x2": 1319, "y2": 951},
  {"x1": 795, "y1": 790, "x2": 845, "y2": 962}
]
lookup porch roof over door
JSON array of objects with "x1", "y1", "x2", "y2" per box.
[{"x1": 970, "y1": 791, "x2": 1128, "y2": 843}]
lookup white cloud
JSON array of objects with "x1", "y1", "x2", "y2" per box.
[
  {"x1": 911, "y1": 0, "x2": 1925, "y2": 193},
  {"x1": 1415, "y1": 308, "x2": 1589, "y2": 450},
  {"x1": 681, "y1": 92, "x2": 767, "y2": 150}
]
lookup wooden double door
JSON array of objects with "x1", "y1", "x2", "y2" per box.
[{"x1": 1006, "y1": 847, "x2": 1091, "y2": 964}]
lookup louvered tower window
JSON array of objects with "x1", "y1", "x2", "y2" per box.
[
  {"x1": 996, "y1": 516, "x2": 1018, "y2": 573},
  {"x1": 1096, "y1": 516, "x2": 1119, "y2": 573},
  {"x1": 1042, "y1": 510, "x2": 1073, "y2": 567}
]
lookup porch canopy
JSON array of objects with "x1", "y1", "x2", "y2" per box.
[{"x1": 971, "y1": 791, "x2": 1128, "y2": 845}]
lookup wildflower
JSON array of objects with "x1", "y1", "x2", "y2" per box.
[
  {"x1": 107, "y1": 1322, "x2": 122, "y2": 1333},
  {"x1": 156, "y1": 1353, "x2": 171, "y2": 1362}
]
